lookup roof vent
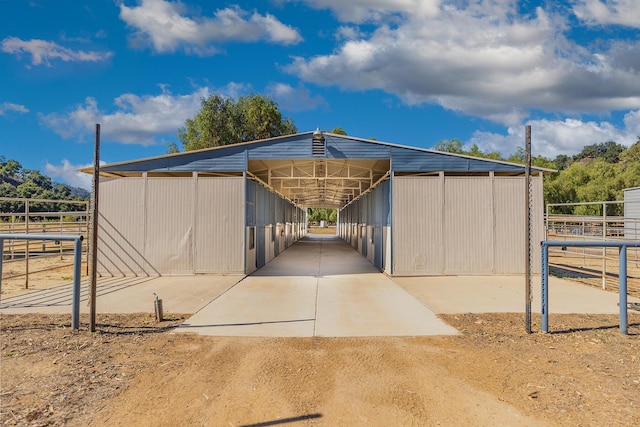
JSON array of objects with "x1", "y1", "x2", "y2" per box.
[{"x1": 312, "y1": 129, "x2": 326, "y2": 156}]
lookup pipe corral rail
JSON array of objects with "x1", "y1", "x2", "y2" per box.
[
  {"x1": 541, "y1": 240, "x2": 640, "y2": 335},
  {"x1": 1, "y1": 234, "x2": 84, "y2": 330}
]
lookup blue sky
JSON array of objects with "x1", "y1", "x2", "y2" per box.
[{"x1": 1, "y1": 0, "x2": 640, "y2": 189}]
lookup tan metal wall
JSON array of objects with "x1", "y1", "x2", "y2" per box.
[
  {"x1": 97, "y1": 178, "x2": 149, "y2": 275},
  {"x1": 146, "y1": 178, "x2": 194, "y2": 274},
  {"x1": 492, "y1": 176, "x2": 544, "y2": 274},
  {"x1": 97, "y1": 175, "x2": 244, "y2": 276},
  {"x1": 392, "y1": 176, "x2": 443, "y2": 274},
  {"x1": 392, "y1": 174, "x2": 544, "y2": 275},
  {"x1": 194, "y1": 177, "x2": 244, "y2": 273},
  {"x1": 444, "y1": 177, "x2": 493, "y2": 273}
]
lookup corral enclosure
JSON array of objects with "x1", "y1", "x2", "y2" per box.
[
  {"x1": 0, "y1": 197, "x2": 89, "y2": 287},
  {"x1": 546, "y1": 198, "x2": 640, "y2": 295}
]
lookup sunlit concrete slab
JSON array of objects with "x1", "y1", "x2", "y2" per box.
[
  {"x1": 315, "y1": 273, "x2": 458, "y2": 336},
  {"x1": 0, "y1": 275, "x2": 242, "y2": 315},
  {"x1": 393, "y1": 275, "x2": 640, "y2": 314},
  {"x1": 175, "y1": 235, "x2": 458, "y2": 337},
  {"x1": 175, "y1": 276, "x2": 318, "y2": 337}
]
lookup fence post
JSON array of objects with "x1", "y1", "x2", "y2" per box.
[
  {"x1": 541, "y1": 242, "x2": 549, "y2": 333},
  {"x1": 619, "y1": 245, "x2": 628, "y2": 335},
  {"x1": 0, "y1": 238, "x2": 4, "y2": 295},
  {"x1": 72, "y1": 237, "x2": 83, "y2": 331},
  {"x1": 602, "y1": 202, "x2": 607, "y2": 289},
  {"x1": 25, "y1": 200, "x2": 29, "y2": 289}
]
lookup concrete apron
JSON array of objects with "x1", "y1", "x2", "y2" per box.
[{"x1": 175, "y1": 235, "x2": 458, "y2": 337}]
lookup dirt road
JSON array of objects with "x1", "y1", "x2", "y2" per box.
[{"x1": 2, "y1": 312, "x2": 638, "y2": 426}]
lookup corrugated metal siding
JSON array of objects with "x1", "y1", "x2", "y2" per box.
[
  {"x1": 100, "y1": 133, "x2": 542, "y2": 175},
  {"x1": 494, "y1": 178, "x2": 525, "y2": 273},
  {"x1": 391, "y1": 175, "x2": 543, "y2": 275},
  {"x1": 390, "y1": 147, "x2": 530, "y2": 173},
  {"x1": 101, "y1": 144, "x2": 247, "y2": 173},
  {"x1": 145, "y1": 178, "x2": 194, "y2": 274},
  {"x1": 338, "y1": 179, "x2": 390, "y2": 270},
  {"x1": 444, "y1": 177, "x2": 493, "y2": 273},
  {"x1": 392, "y1": 177, "x2": 443, "y2": 274},
  {"x1": 97, "y1": 178, "x2": 147, "y2": 276},
  {"x1": 194, "y1": 177, "x2": 244, "y2": 273},
  {"x1": 624, "y1": 187, "x2": 640, "y2": 239}
]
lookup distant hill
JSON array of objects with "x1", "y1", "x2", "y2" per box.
[{"x1": 0, "y1": 156, "x2": 89, "y2": 213}]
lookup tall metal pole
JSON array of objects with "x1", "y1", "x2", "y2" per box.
[
  {"x1": 89, "y1": 124, "x2": 101, "y2": 332},
  {"x1": 525, "y1": 125, "x2": 532, "y2": 334},
  {"x1": 25, "y1": 200, "x2": 29, "y2": 289}
]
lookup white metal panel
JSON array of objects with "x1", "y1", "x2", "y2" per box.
[
  {"x1": 392, "y1": 176, "x2": 443, "y2": 275},
  {"x1": 97, "y1": 178, "x2": 148, "y2": 276},
  {"x1": 246, "y1": 227, "x2": 257, "y2": 274},
  {"x1": 145, "y1": 178, "x2": 194, "y2": 274},
  {"x1": 383, "y1": 226, "x2": 391, "y2": 274},
  {"x1": 195, "y1": 177, "x2": 244, "y2": 273},
  {"x1": 444, "y1": 177, "x2": 493, "y2": 274},
  {"x1": 494, "y1": 177, "x2": 526, "y2": 273},
  {"x1": 624, "y1": 187, "x2": 640, "y2": 239}
]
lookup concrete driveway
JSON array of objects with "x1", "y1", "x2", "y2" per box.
[
  {"x1": 3, "y1": 235, "x2": 637, "y2": 337},
  {"x1": 174, "y1": 235, "x2": 457, "y2": 337}
]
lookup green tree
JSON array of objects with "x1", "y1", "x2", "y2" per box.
[
  {"x1": 620, "y1": 138, "x2": 640, "y2": 164},
  {"x1": 0, "y1": 157, "x2": 21, "y2": 178},
  {"x1": 433, "y1": 139, "x2": 463, "y2": 154},
  {"x1": 330, "y1": 127, "x2": 347, "y2": 135},
  {"x1": 307, "y1": 208, "x2": 337, "y2": 223},
  {"x1": 574, "y1": 141, "x2": 625, "y2": 163},
  {"x1": 178, "y1": 93, "x2": 297, "y2": 151}
]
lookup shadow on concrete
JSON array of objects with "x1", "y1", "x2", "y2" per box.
[
  {"x1": 179, "y1": 318, "x2": 315, "y2": 329},
  {"x1": 0, "y1": 276, "x2": 157, "y2": 309},
  {"x1": 240, "y1": 413, "x2": 323, "y2": 427}
]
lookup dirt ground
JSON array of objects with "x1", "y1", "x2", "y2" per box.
[
  {"x1": 1, "y1": 312, "x2": 638, "y2": 427},
  {"x1": 2, "y1": 236, "x2": 639, "y2": 426},
  {"x1": 1, "y1": 255, "x2": 87, "y2": 298}
]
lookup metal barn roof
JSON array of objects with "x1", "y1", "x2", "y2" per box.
[{"x1": 84, "y1": 131, "x2": 550, "y2": 208}]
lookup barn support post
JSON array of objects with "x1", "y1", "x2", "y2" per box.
[{"x1": 89, "y1": 123, "x2": 101, "y2": 333}]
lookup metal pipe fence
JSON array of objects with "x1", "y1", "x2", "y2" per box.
[
  {"x1": 0, "y1": 234, "x2": 84, "y2": 330},
  {"x1": 0, "y1": 197, "x2": 89, "y2": 288},
  {"x1": 541, "y1": 240, "x2": 640, "y2": 335},
  {"x1": 546, "y1": 200, "x2": 640, "y2": 291}
]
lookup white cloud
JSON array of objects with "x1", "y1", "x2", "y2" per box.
[
  {"x1": 0, "y1": 37, "x2": 113, "y2": 67},
  {"x1": 39, "y1": 86, "x2": 214, "y2": 145},
  {"x1": 286, "y1": 0, "x2": 640, "y2": 126},
  {"x1": 266, "y1": 82, "x2": 325, "y2": 111},
  {"x1": 468, "y1": 112, "x2": 640, "y2": 159},
  {"x1": 119, "y1": 0, "x2": 302, "y2": 55},
  {"x1": 45, "y1": 159, "x2": 95, "y2": 190},
  {"x1": 0, "y1": 102, "x2": 29, "y2": 115},
  {"x1": 282, "y1": 0, "x2": 439, "y2": 23},
  {"x1": 573, "y1": 0, "x2": 640, "y2": 27}
]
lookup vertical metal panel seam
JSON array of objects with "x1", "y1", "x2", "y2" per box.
[
  {"x1": 491, "y1": 171, "x2": 496, "y2": 274},
  {"x1": 143, "y1": 172, "x2": 148, "y2": 276},
  {"x1": 192, "y1": 172, "x2": 197, "y2": 273},
  {"x1": 243, "y1": 171, "x2": 247, "y2": 275},
  {"x1": 389, "y1": 170, "x2": 394, "y2": 275},
  {"x1": 439, "y1": 171, "x2": 445, "y2": 274}
]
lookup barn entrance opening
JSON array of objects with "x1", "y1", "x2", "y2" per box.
[{"x1": 246, "y1": 158, "x2": 391, "y2": 274}]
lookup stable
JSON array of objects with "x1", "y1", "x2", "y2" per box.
[{"x1": 85, "y1": 131, "x2": 547, "y2": 277}]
